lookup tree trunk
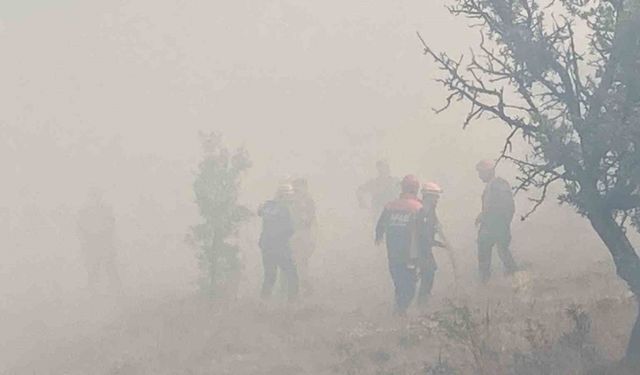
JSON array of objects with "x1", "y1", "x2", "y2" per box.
[{"x1": 587, "y1": 209, "x2": 640, "y2": 365}]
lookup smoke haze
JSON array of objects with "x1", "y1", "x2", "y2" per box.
[{"x1": 0, "y1": 1, "x2": 632, "y2": 373}]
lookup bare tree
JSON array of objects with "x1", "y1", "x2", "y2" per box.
[{"x1": 420, "y1": 0, "x2": 640, "y2": 364}]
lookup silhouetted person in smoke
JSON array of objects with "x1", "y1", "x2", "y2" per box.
[
  {"x1": 376, "y1": 175, "x2": 428, "y2": 315},
  {"x1": 475, "y1": 160, "x2": 518, "y2": 283},
  {"x1": 290, "y1": 177, "x2": 317, "y2": 295},
  {"x1": 77, "y1": 188, "x2": 122, "y2": 295},
  {"x1": 357, "y1": 160, "x2": 399, "y2": 225},
  {"x1": 258, "y1": 184, "x2": 299, "y2": 302}
]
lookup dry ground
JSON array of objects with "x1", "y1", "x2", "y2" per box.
[{"x1": 1, "y1": 215, "x2": 637, "y2": 375}]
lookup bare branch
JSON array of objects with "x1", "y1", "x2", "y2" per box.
[{"x1": 520, "y1": 175, "x2": 562, "y2": 221}]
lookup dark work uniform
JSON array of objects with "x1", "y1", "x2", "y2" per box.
[
  {"x1": 376, "y1": 193, "x2": 427, "y2": 314},
  {"x1": 258, "y1": 199, "x2": 299, "y2": 301},
  {"x1": 416, "y1": 202, "x2": 440, "y2": 305},
  {"x1": 478, "y1": 177, "x2": 518, "y2": 282},
  {"x1": 290, "y1": 192, "x2": 317, "y2": 292}
]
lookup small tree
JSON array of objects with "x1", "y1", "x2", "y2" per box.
[
  {"x1": 188, "y1": 131, "x2": 252, "y2": 298},
  {"x1": 420, "y1": 0, "x2": 640, "y2": 363}
]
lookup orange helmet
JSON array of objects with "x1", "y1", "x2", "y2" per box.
[
  {"x1": 475, "y1": 159, "x2": 495, "y2": 172},
  {"x1": 422, "y1": 181, "x2": 443, "y2": 195},
  {"x1": 401, "y1": 174, "x2": 420, "y2": 194}
]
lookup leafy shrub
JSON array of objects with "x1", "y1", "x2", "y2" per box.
[{"x1": 187, "y1": 132, "x2": 252, "y2": 298}]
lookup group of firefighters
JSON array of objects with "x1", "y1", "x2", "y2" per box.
[
  {"x1": 257, "y1": 159, "x2": 518, "y2": 315},
  {"x1": 77, "y1": 158, "x2": 518, "y2": 315}
]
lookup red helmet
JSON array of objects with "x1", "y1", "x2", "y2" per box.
[
  {"x1": 401, "y1": 174, "x2": 420, "y2": 194},
  {"x1": 422, "y1": 181, "x2": 443, "y2": 195}
]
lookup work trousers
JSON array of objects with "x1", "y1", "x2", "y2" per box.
[
  {"x1": 290, "y1": 228, "x2": 316, "y2": 292},
  {"x1": 477, "y1": 222, "x2": 517, "y2": 283},
  {"x1": 416, "y1": 265, "x2": 436, "y2": 306},
  {"x1": 261, "y1": 246, "x2": 299, "y2": 302},
  {"x1": 388, "y1": 257, "x2": 437, "y2": 313},
  {"x1": 388, "y1": 260, "x2": 415, "y2": 314}
]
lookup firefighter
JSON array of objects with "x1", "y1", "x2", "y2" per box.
[
  {"x1": 475, "y1": 160, "x2": 518, "y2": 283},
  {"x1": 416, "y1": 182, "x2": 445, "y2": 306},
  {"x1": 258, "y1": 184, "x2": 299, "y2": 302},
  {"x1": 290, "y1": 177, "x2": 317, "y2": 294},
  {"x1": 358, "y1": 160, "x2": 399, "y2": 225},
  {"x1": 375, "y1": 175, "x2": 426, "y2": 315}
]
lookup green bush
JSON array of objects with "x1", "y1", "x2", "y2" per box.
[{"x1": 187, "y1": 131, "x2": 252, "y2": 298}]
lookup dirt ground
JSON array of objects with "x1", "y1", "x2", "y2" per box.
[{"x1": 1, "y1": 209, "x2": 637, "y2": 375}]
